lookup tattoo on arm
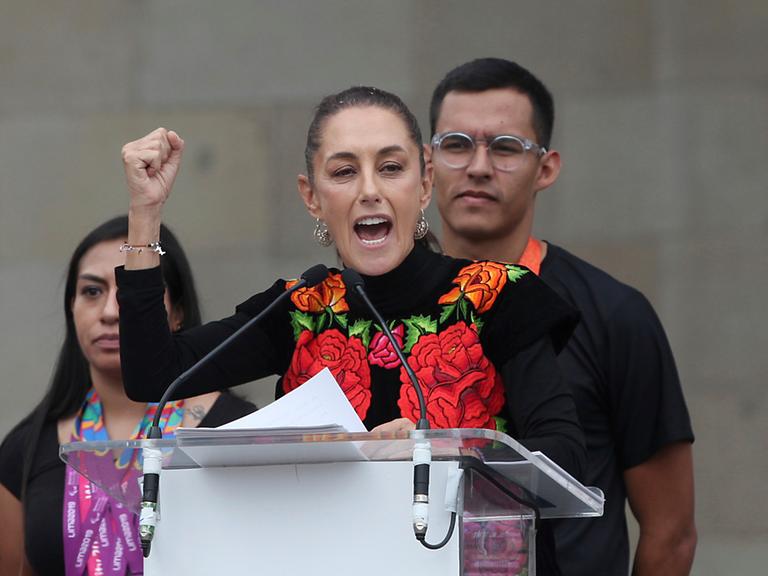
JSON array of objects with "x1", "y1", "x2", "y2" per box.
[{"x1": 185, "y1": 405, "x2": 209, "y2": 421}]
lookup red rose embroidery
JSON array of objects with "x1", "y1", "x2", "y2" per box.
[
  {"x1": 398, "y1": 322, "x2": 504, "y2": 429},
  {"x1": 368, "y1": 324, "x2": 405, "y2": 369},
  {"x1": 283, "y1": 329, "x2": 371, "y2": 419}
]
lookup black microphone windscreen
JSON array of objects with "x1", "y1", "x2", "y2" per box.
[
  {"x1": 301, "y1": 264, "x2": 330, "y2": 288},
  {"x1": 341, "y1": 267, "x2": 364, "y2": 289}
]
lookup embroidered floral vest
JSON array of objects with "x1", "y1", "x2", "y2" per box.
[{"x1": 280, "y1": 260, "x2": 531, "y2": 432}]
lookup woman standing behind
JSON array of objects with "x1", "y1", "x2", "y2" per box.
[{"x1": 0, "y1": 216, "x2": 255, "y2": 576}]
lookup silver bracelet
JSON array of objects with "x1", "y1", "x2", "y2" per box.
[{"x1": 119, "y1": 242, "x2": 166, "y2": 256}]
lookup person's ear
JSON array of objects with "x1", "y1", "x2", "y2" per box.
[
  {"x1": 534, "y1": 149, "x2": 561, "y2": 193},
  {"x1": 424, "y1": 142, "x2": 433, "y2": 166},
  {"x1": 298, "y1": 174, "x2": 322, "y2": 219},
  {"x1": 419, "y1": 144, "x2": 433, "y2": 210}
]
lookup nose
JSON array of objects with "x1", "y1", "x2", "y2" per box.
[
  {"x1": 466, "y1": 142, "x2": 493, "y2": 180},
  {"x1": 358, "y1": 169, "x2": 382, "y2": 204},
  {"x1": 102, "y1": 289, "x2": 119, "y2": 324}
]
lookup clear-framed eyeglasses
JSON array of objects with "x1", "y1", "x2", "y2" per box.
[{"x1": 431, "y1": 132, "x2": 548, "y2": 172}]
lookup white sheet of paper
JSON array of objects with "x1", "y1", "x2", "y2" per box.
[
  {"x1": 218, "y1": 366, "x2": 366, "y2": 432},
  {"x1": 172, "y1": 368, "x2": 369, "y2": 467}
]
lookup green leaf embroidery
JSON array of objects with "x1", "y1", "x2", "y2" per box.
[
  {"x1": 493, "y1": 416, "x2": 507, "y2": 435},
  {"x1": 408, "y1": 314, "x2": 437, "y2": 334},
  {"x1": 349, "y1": 319, "x2": 372, "y2": 348},
  {"x1": 349, "y1": 318, "x2": 371, "y2": 337},
  {"x1": 459, "y1": 298, "x2": 469, "y2": 319},
  {"x1": 402, "y1": 324, "x2": 421, "y2": 354},
  {"x1": 317, "y1": 313, "x2": 328, "y2": 332},
  {"x1": 473, "y1": 316, "x2": 485, "y2": 334},
  {"x1": 439, "y1": 303, "x2": 456, "y2": 324},
  {"x1": 335, "y1": 313, "x2": 348, "y2": 329},
  {"x1": 289, "y1": 311, "x2": 315, "y2": 341},
  {"x1": 506, "y1": 265, "x2": 529, "y2": 283},
  {"x1": 401, "y1": 315, "x2": 438, "y2": 354}
]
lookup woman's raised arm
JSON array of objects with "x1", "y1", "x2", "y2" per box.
[{"x1": 121, "y1": 127, "x2": 184, "y2": 271}]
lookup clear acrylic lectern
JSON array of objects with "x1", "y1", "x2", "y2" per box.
[{"x1": 62, "y1": 428, "x2": 603, "y2": 575}]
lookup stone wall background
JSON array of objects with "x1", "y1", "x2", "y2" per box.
[{"x1": 1, "y1": 2, "x2": 766, "y2": 573}]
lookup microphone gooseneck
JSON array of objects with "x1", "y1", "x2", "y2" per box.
[
  {"x1": 340, "y1": 268, "x2": 429, "y2": 430},
  {"x1": 138, "y1": 264, "x2": 330, "y2": 557},
  {"x1": 150, "y1": 263, "x2": 329, "y2": 430},
  {"x1": 340, "y1": 267, "x2": 440, "y2": 544}
]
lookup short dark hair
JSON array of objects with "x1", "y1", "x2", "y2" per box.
[
  {"x1": 304, "y1": 85, "x2": 425, "y2": 181},
  {"x1": 429, "y1": 57, "x2": 555, "y2": 149}
]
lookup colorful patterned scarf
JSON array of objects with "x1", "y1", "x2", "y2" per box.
[{"x1": 63, "y1": 388, "x2": 184, "y2": 575}]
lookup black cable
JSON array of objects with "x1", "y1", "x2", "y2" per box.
[
  {"x1": 417, "y1": 511, "x2": 457, "y2": 550},
  {"x1": 415, "y1": 460, "x2": 543, "y2": 551}
]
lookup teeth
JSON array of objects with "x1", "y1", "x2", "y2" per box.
[
  {"x1": 356, "y1": 216, "x2": 388, "y2": 226},
  {"x1": 361, "y1": 237, "x2": 387, "y2": 246}
]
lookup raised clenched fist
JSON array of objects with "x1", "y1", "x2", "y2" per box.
[{"x1": 121, "y1": 127, "x2": 185, "y2": 209}]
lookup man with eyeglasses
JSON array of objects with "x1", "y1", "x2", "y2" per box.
[{"x1": 428, "y1": 57, "x2": 696, "y2": 576}]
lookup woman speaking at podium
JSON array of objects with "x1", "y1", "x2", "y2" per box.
[
  {"x1": 116, "y1": 86, "x2": 586, "y2": 575},
  {"x1": 117, "y1": 86, "x2": 585, "y2": 480}
]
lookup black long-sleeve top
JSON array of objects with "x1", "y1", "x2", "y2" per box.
[{"x1": 117, "y1": 244, "x2": 585, "y2": 478}]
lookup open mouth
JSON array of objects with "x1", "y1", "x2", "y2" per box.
[{"x1": 354, "y1": 216, "x2": 392, "y2": 246}]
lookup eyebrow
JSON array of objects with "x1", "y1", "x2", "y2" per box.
[
  {"x1": 77, "y1": 273, "x2": 108, "y2": 286},
  {"x1": 377, "y1": 145, "x2": 408, "y2": 156},
  {"x1": 327, "y1": 151, "x2": 357, "y2": 163},
  {"x1": 326, "y1": 145, "x2": 409, "y2": 163}
]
